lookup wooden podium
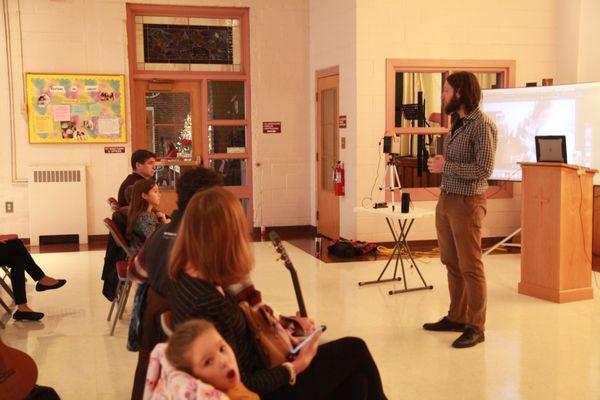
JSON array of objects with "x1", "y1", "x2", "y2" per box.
[{"x1": 519, "y1": 162, "x2": 597, "y2": 303}]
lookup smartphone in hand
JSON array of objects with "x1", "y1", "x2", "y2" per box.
[{"x1": 290, "y1": 325, "x2": 327, "y2": 355}]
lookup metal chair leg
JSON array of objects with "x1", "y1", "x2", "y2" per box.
[
  {"x1": 118, "y1": 281, "x2": 133, "y2": 319},
  {"x1": 110, "y1": 280, "x2": 130, "y2": 336},
  {"x1": 107, "y1": 281, "x2": 123, "y2": 322}
]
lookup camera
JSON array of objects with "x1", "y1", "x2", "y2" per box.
[{"x1": 383, "y1": 135, "x2": 401, "y2": 155}]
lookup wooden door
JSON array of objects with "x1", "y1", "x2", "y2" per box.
[
  {"x1": 316, "y1": 75, "x2": 340, "y2": 239},
  {"x1": 133, "y1": 80, "x2": 202, "y2": 214}
]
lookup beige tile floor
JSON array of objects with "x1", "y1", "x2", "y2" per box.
[{"x1": 1, "y1": 242, "x2": 600, "y2": 400}]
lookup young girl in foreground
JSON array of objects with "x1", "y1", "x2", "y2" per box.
[{"x1": 144, "y1": 319, "x2": 258, "y2": 400}]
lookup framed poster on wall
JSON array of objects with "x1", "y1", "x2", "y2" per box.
[{"x1": 26, "y1": 73, "x2": 127, "y2": 143}]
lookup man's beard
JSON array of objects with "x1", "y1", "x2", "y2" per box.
[{"x1": 444, "y1": 95, "x2": 461, "y2": 114}]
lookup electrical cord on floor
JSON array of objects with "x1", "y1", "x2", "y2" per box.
[
  {"x1": 376, "y1": 245, "x2": 438, "y2": 263},
  {"x1": 377, "y1": 241, "x2": 508, "y2": 263}
]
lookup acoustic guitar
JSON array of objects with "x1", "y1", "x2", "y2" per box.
[
  {"x1": 269, "y1": 231, "x2": 307, "y2": 318},
  {"x1": 0, "y1": 338, "x2": 37, "y2": 400}
]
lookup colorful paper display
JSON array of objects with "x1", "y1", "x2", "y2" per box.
[{"x1": 26, "y1": 73, "x2": 126, "y2": 143}]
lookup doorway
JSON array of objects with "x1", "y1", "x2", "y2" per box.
[{"x1": 316, "y1": 73, "x2": 340, "y2": 239}]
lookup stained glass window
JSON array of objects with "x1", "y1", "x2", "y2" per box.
[{"x1": 135, "y1": 16, "x2": 241, "y2": 72}]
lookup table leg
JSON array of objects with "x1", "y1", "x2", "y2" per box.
[
  {"x1": 358, "y1": 217, "x2": 403, "y2": 287},
  {"x1": 388, "y1": 218, "x2": 433, "y2": 295}
]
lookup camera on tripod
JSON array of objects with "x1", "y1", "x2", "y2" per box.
[{"x1": 383, "y1": 135, "x2": 401, "y2": 155}]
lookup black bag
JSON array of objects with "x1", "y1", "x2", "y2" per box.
[{"x1": 327, "y1": 239, "x2": 377, "y2": 258}]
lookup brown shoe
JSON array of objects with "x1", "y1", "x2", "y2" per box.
[
  {"x1": 452, "y1": 328, "x2": 485, "y2": 348},
  {"x1": 423, "y1": 316, "x2": 465, "y2": 332}
]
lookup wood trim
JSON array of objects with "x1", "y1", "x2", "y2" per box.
[
  {"x1": 386, "y1": 59, "x2": 516, "y2": 70},
  {"x1": 393, "y1": 127, "x2": 449, "y2": 135},
  {"x1": 207, "y1": 153, "x2": 250, "y2": 160},
  {"x1": 208, "y1": 120, "x2": 249, "y2": 126},
  {"x1": 315, "y1": 66, "x2": 340, "y2": 79},
  {"x1": 386, "y1": 58, "x2": 516, "y2": 136},
  {"x1": 126, "y1": 5, "x2": 253, "y2": 225}
]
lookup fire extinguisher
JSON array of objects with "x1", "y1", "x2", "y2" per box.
[{"x1": 333, "y1": 161, "x2": 345, "y2": 196}]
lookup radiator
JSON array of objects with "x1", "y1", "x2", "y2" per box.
[{"x1": 28, "y1": 165, "x2": 88, "y2": 246}]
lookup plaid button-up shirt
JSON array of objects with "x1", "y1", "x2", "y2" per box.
[{"x1": 441, "y1": 107, "x2": 498, "y2": 196}]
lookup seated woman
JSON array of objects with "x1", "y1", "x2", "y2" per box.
[
  {"x1": 167, "y1": 187, "x2": 387, "y2": 400},
  {"x1": 145, "y1": 319, "x2": 258, "y2": 400},
  {"x1": 126, "y1": 179, "x2": 169, "y2": 350},
  {"x1": 0, "y1": 236, "x2": 66, "y2": 321},
  {"x1": 126, "y1": 179, "x2": 170, "y2": 252}
]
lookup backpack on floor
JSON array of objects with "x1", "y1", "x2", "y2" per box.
[{"x1": 327, "y1": 239, "x2": 377, "y2": 258}]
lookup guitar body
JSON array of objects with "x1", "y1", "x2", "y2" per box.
[{"x1": 0, "y1": 338, "x2": 37, "y2": 400}]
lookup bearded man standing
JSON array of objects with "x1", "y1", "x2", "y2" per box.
[{"x1": 424, "y1": 71, "x2": 498, "y2": 348}]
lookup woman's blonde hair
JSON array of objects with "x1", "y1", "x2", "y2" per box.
[
  {"x1": 165, "y1": 319, "x2": 215, "y2": 374},
  {"x1": 168, "y1": 186, "x2": 253, "y2": 286}
]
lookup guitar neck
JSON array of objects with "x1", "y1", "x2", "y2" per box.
[{"x1": 288, "y1": 266, "x2": 307, "y2": 317}]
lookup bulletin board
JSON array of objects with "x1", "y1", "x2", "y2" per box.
[{"x1": 26, "y1": 73, "x2": 127, "y2": 143}]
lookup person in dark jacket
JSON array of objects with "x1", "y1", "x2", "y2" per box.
[{"x1": 117, "y1": 149, "x2": 156, "y2": 206}]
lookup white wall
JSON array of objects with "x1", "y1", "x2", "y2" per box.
[
  {"x1": 0, "y1": 0, "x2": 311, "y2": 237},
  {"x1": 309, "y1": 0, "x2": 357, "y2": 238},
  {"x1": 352, "y1": 0, "x2": 569, "y2": 242},
  {"x1": 576, "y1": 0, "x2": 600, "y2": 83}
]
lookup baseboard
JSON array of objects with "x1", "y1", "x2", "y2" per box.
[
  {"x1": 89, "y1": 234, "x2": 109, "y2": 243},
  {"x1": 252, "y1": 225, "x2": 317, "y2": 237},
  {"x1": 19, "y1": 234, "x2": 108, "y2": 245},
  {"x1": 518, "y1": 281, "x2": 593, "y2": 303}
]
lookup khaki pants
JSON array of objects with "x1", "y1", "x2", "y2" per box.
[{"x1": 435, "y1": 192, "x2": 487, "y2": 333}]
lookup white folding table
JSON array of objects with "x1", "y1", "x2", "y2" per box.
[{"x1": 354, "y1": 204, "x2": 435, "y2": 295}]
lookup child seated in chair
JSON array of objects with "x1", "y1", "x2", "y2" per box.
[
  {"x1": 126, "y1": 178, "x2": 170, "y2": 350},
  {"x1": 144, "y1": 319, "x2": 258, "y2": 400},
  {"x1": 126, "y1": 179, "x2": 170, "y2": 253}
]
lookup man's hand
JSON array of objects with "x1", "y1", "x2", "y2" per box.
[{"x1": 427, "y1": 155, "x2": 445, "y2": 174}]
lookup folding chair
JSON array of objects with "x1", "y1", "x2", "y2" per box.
[
  {"x1": 1, "y1": 266, "x2": 14, "y2": 300},
  {"x1": 160, "y1": 311, "x2": 173, "y2": 338},
  {"x1": 0, "y1": 266, "x2": 14, "y2": 329},
  {"x1": 103, "y1": 217, "x2": 135, "y2": 336}
]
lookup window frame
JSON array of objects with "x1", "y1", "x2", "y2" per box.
[{"x1": 384, "y1": 59, "x2": 516, "y2": 200}]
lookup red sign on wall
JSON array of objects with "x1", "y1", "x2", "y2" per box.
[
  {"x1": 104, "y1": 146, "x2": 126, "y2": 154},
  {"x1": 339, "y1": 115, "x2": 347, "y2": 128},
  {"x1": 263, "y1": 121, "x2": 282, "y2": 133}
]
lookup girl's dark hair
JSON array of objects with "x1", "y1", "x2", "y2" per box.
[
  {"x1": 126, "y1": 178, "x2": 156, "y2": 239},
  {"x1": 446, "y1": 71, "x2": 482, "y2": 114}
]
